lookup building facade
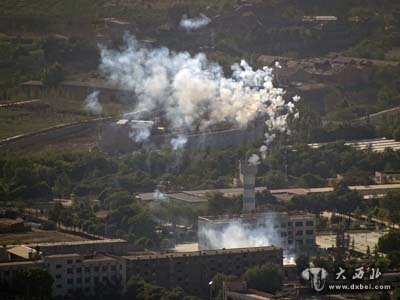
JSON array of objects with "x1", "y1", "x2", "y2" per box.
[
  {"x1": 43, "y1": 253, "x2": 127, "y2": 297},
  {"x1": 124, "y1": 246, "x2": 283, "y2": 298}
]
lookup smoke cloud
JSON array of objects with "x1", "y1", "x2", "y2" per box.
[
  {"x1": 99, "y1": 35, "x2": 297, "y2": 151},
  {"x1": 84, "y1": 90, "x2": 102, "y2": 114},
  {"x1": 179, "y1": 14, "x2": 211, "y2": 31},
  {"x1": 171, "y1": 135, "x2": 188, "y2": 150},
  {"x1": 199, "y1": 218, "x2": 281, "y2": 249},
  {"x1": 129, "y1": 121, "x2": 154, "y2": 142}
]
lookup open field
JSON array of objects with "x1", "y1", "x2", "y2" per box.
[
  {"x1": 0, "y1": 229, "x2": 88, "y2": 245},
  {"x1": 0, "y1": 92, "x2": 127, "y2": 140},
  {"x1": 317, "y1": 231, "x2": 386, "y2": 254}
]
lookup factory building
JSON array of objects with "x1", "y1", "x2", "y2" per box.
[
  {"x1": 124, "y1": 246, "x2": 283, "y2": 298},
  {"x1": 198, "y1": 161, "x2": 316, "y2": 254}
]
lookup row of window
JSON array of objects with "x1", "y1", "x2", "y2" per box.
[
  {"x1": 288, "y1": 239, "x2": 315, "y2": 245},
  {"x1": 288, "y1": 220, "x2": 314, "y2": 227},
  {"x1": 58, "y1": 265, "x2": 118, "y2": 272}
]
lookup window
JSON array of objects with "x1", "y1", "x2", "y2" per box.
[
  {"x1": 306, "y1": 230, "x2": 314, "y2": 235},
  {"x1": 85, "y1": 277, "x2": 90, "y2": 283},
  {"x1": 102, "y1": 266, "x2": 107, "y2": 272},
  {"x1": 67, "y1": 260, "x2": 73, "y2": 265},
  {"x1": 85, "y1": 267, "x2": 90, "y2": 272},
  {"x1": 55, "y1": 264, "x2": 62, "y2": 269},
  {"x1": 306, "y1": 239, "x2": 314, "y2": 245},
  {"x1": 55, "y1": 274, "x2": 61, "y2": 279},
  {"x1": 76, "y1": 278, "x2": 82, "y2": 284},
  {"x1": 288, "y1": 240, "x2": 293, "y2": 245},
  {"x1": 281, "y1": 232, "x2": 287, "y2": 237},
  {"x1": 102, "y1": 276, "x2": 107, "y2": 282},
  {"x1": 295, "y1": 240, "x2": 303, "y2": 245},
  {"x1": 94, "y1": 266, "x2": 99, "y2": 272},
  {"x1": 111, "y1": 265, "x2": 116, "y2": 271},
  {"x1": 295, "y1": 230, "x2": 303, "y2": 236},
  {"x1": 67, "y1": 278, "x2": 73, "y2": 284},
  {"x1": 76, "y1": 259, "x2": 81, "y2": 264},
  {"x1": 67, "y1": 268, "x2": 73, "y2": 274},
  {"x1": 295, "y1": 221, "x2": 303, "y2": 227},
  {"x1": 56, "y1": 284, "x2": 62, "y2": 289},
  {"x1": 76, "y1": 267, "x2": 82, "y2": 273},
  {"x1": 281, "y1": 223, "x2": 287, "y2": 228},
  {"x1": 287, "y1": 222, "x2": 293, "y2": 227},
  {"x1": 85, "y1": 287, "x2": 90, "y2": 293},
  {"x1": 306, "y1": 221, "x2": 314, "y2": 226}
]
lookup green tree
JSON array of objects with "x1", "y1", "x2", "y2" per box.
[
  {"x1": 295, "y1": 255, "x2": 309, "y2": 274},
  {"x1": 380, "y1": 192, "x2": 400, "y2": 226},
  {"x1": 12, "y1": 268, "x2": 54, "y2": 300},
  {"x1": 378, "y1": 230, "x2": 400, "y2": 254},
  {"x1": 41, "y1": 62, "x2": 64, "y2": 87},
  {"x1": 242, "y1": 263, "x2": 283, "y2": 294}
]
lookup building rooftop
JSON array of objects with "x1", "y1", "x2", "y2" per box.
[
  {"x1": 6, "y1": 245, "x2": 38, "y2": 259},
  {"x1": 26, "y1": 238, "x2": 127, "y2": 247},
  {"x1": 0, "y1": 260, "x2": 40, "y2": 267},
  {"x1": 0, "y1": 218, "x2": 24, "y2": 226},
  {"x1": 198, "y1": 211, "x2": 315, "y2": 223},
  {"x1": 123, "y1": 246, "x2": 281, "y2": 261}
]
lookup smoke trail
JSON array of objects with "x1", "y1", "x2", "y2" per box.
[
  {"x1": 99, "y1": 35, "x2": 298, "y2": 151},
  {"x1": 84, "y1": 90, "x2": 102, "y2": 114},
  {"x1": 179, "y1": 14, "x2": 211, "y2": 31}
]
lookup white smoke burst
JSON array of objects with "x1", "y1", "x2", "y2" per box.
[
  {"x1": 171, "y1": 135, "x2": 188, "y2": 150},
  {"x1": 199, "y1": 219, "x2": 281, "y2": 249},
  {"x1": 179, "y1": 14, "x2": 211, "y2": 31},
  {"x1": 84, "y1": 90, "x2": 102, "y2": 114},
  {"x1": 99, "y1": 35, "x2": 298, "y2": 151}
]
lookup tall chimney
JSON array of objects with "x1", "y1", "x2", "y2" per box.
[{"x1": 239, "y1": 160, "x2": 257, "y2": 212}]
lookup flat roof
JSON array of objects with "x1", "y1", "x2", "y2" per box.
[
  {"x1": 0, "y1": 260, "x2": 41, "y2": 267},
  {"x1": 6, "y1": 245, "x2": 37, "y2": 259},
  {"x1": 26, "y1": 238, "x2": 127, "y2": 247},
  {"x1": 124, "y1": 246, "x2": 281, "y2": 261},
  {"x1": 167, "y1": 192, "x2": 208, "y2": 203},
  {"x1": 138, "y1": 183, "x2": 400, "y2": 203},
  {"x1": 0, "y1": 218, "x2": 24, "y2": 225},
  {"x1": 44, "y1": 253, "x2": 81, "y2": 258}
]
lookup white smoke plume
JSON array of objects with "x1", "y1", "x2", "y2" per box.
[
  {"x1": 129, "y1": 121, "x2": 153, "y2": 142},
  {"x1": 248, "y1": 154, "x2": 260, "y2": 166},
  {"x1": 99, "y1": 35, "x2": 298, "y2": 151},
  {"x1": 179, "y1": 14, "x2": 211, "y2": 31},
  {"x1": 171, "y1": 135, "x2": 188, "y2": 150},
  {"x1": 84, "y1": 90, "x2": 102, "y2": 114},
  {"x1": 199, "y1": 217, "x2": 281, "y2": 249},
  {"x1": 154, "y1": 189, "x2": 169, "y2": 202}
]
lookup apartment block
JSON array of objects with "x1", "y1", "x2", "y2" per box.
[
  {"x1": 124, "y1": 246, "x2": 283, "y2": 298},
  {"x1": 43, "y1": 253, "x2": 127, "y2": 297}
]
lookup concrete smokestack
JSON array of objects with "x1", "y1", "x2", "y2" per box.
[{"x1": 239, "y1": 160, "x2": 257, "y2": 212}]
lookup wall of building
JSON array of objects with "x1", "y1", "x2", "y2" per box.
[
  {"x1": 44, "y1": 253, "x2": 126, "y2": 297},
  {"x1": 31, "y1": 239, "x2": 129, "y2": 256},
  {"x1": 125, "y1": 247, "x2": 283, "y2": 298}
]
